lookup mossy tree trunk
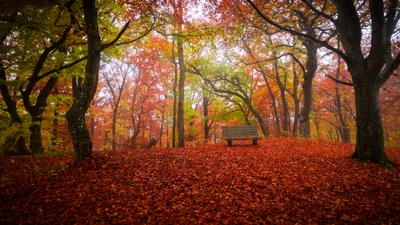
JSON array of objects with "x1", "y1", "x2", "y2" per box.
[{"x1": 66, "y1": 0, "x2": 101, "y2": 163}]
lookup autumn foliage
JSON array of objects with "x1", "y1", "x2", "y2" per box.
[{"x1": 1, "y1": 139, "x2": 399, "y2": 224}]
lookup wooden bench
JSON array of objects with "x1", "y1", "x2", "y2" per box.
[{"x1": 222, "y1": 125, "x2": 262, "y2": 146}]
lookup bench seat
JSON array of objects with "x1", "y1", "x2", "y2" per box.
[{"x1": 222, "y1": 125, "x2": 262, "y2": 146}]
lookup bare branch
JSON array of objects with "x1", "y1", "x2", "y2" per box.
[
  {"x1": 245, "y1": 0, "x2": 348, "y2": 61},
  {"x1": 325, "y1": 74, "x2": 353, "y2": 86}
]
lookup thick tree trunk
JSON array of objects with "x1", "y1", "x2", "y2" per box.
[
  {"x1": 67, "y1": 112, "x2": 93, "y2": 162},
  {"x1": 0, "y1": 63, "x2": 30, "y2": 155},
  {"x1": 67, "y1": 0, "x2": 101, "y2": 163},
  {"x1": 299, "y1": 27, "x2": 318, "y2": 139},
  {"x1": 29, "y1": 121, "x2": 44, "y2": 154},
  {"x1": 351, "y1": 81, "x2": 390, "y2": 165},
  {"x1": 299, "y1": 75, "x2": 313, "y2": 138}
]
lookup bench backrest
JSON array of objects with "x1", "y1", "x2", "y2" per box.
[{"x1": 222, "y1": 125, "x2": 260, "y2": 137}]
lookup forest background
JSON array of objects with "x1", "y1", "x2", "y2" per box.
[{"x1": 0, "y1": 0, "x2": 399, "y2": 162}]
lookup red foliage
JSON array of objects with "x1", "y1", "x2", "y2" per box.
[{"x1": 1, "y1": 139, "x2": 400, "y2": 224}]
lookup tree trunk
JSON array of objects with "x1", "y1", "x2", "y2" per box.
[
  {"x1": 274, "y1": 60, "x2": 289, "y2": 136},
  {"x1": 111, "y1": 113, "x2": 117, "y2": 150},
  {"x1": 25, "y1": 76, "x2": 57, "y2": 155},
  {"x1": 66, "y1": 0, "x2": 101, "y2": 163},
  {"x1": 291, "y1": 62, "x2": 300, "y2": 137},
  {"x1": 90, "y1": 100, "x2": 95, "y2": 137},
  {"x1": 260, "y1": 70, "x2": 280, "y2": 136},
  {"x1": 335, "y1": 81, "x2": 351, "y2": 143},
  {"x1": 171, "y1": 40, "x2": 178, "y2": 148},
  {"x1": 299, "y1": 75, "x2": 313, "y2": 138},
  {"x1": 51, "y1": 88, "x2": 59, "y2": 148},
  {"x1": 299, "y1": 27, "x2": 318, "y2": 139},
  {"x1": 334, "y1": 40, "x2": 351, "y2": 143},
  {"x1": 67, "y1": 112, "x2": 93, "y2": 162},
  {"x1": 203, "y1": 94, "x2": 210, "y2": 142},
  {"x1": 351, "y1": 81, "x2": 389, "y2": 165},
  {"x1": 0, "y1": 63, "x2": 30, "y2": 155},
  {"x1": 177, "y1": 39, "x2": 185, "y2": 147},
  {"x1": 245, "y1": 99, "x2": 269, "y2": 137},
  {"x1": 29, "y1": 121, "x2": 44, "y2": 154}
]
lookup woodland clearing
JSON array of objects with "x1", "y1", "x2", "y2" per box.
[{"x1": 1, "y1": 138, "x2": 399, "y2": 224}]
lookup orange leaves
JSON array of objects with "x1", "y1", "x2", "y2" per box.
[{"x1": 1, "y1": 139, "x2": 400, "y2": 224}]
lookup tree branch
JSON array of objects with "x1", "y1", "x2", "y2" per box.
[
  {"x1": 325, "y1": 74, "x2": 353, "y2": 86},
  {"x1": 300, "y1": 0, "x2": 337, "y2": 25},
  {"x1": 378, "y1": 51, "x2": 400, "y2": 87},
  {"x1": 245, "y1": 0, "x2": 348, "y2": 61}
]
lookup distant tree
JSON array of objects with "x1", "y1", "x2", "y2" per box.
[{"x1": 247, "y1": 0, "x2": 400, "y2": 167}]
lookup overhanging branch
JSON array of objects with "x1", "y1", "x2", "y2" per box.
[{"x1": 325, "y1": 74, "x2": 353, "y2": 86}]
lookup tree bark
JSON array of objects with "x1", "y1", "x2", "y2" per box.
[
  {"x1": 171, "y1": 40, "x2": 178, "y2": 148},
  {"x1": 0, "y1": 63, "x2": 30, "y2": 155},
  {"x1": 291, "y1": 61, "x2": 300, "y2": 137},
  {"x1": 351, "y1": 80, "x2": 387, "y2": 164},
  {"x1": 177, "y1": 39, "x2": 185, "y2": 147},
  {"x1": 66, "y1": 0, "x2": 101, "y2": 163},
  {"x1": 331, "y1": 0, "x2": 399, "y2": 167},
  {"x1": 29, "y1": 120, "x2": 44, "y2": 154},
  {"x1": 111, "y1": 113, "x2": 117, "y2": 150},
  {"x1": 24, "y1": 76, "x2": 58, "y2": 154},
  {"x1": 299, "y1": 28, "x2": 318, "y2": 139},
  {"x1": 273, "y1": 60, "x2": 289, "y2": 136},
  {"x1": 334, "y1": 49, "x2": 351, "y2": 143},
  {"x1": 51, "y1": 86, "x2": 59, "y2": 148},
  {"x1": 202, "y1": 92, "x2": 211, "y2": 142}
]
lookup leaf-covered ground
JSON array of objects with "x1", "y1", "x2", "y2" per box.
[{"x1": 1, "y1": 139, "x2": 400, "y2": 224}]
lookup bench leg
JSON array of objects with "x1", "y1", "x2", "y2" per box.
[
  {"x1": 252, "y1": 139, "x2": 257, "y2": 145},
  {"x1": 228, "y1": 140, "x2": 232, "y2": 146}
]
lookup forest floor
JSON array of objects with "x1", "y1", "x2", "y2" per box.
[{"x1": 1, "y1": 138, "x2": 400, "y2": 225}]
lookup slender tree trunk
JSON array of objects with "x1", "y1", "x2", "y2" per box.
[
  {"x1": 313, "y1": 112, "x2": 320, "y2": 139},
  {"x1": 111, "y1": 113, "x2": 117, "y2": 150},
  {"x1": 274, "y1": 60, "x2": 289, "y2": 136},
  {"x1": 66, "y1": 0, "x2": 101, "y2": 163},
  {"x1": 177, "y1": 39, "x2": 185, "y2": 147},
  {"x1": 243, "y1": 39, "x2": 279, "y2": 136},
  {"x1": 51, "y1": 87, "x2": 59, "y2": 148},
  {"x1": 51, "y1": 111, "x2": 58, "y2": 146},
  {"x1": 171, "y1": 40, "x2": 178, "y2": 148},
  {"x1": 160, "y1": 114, "x2": 164, "y2": 147},
  {"x1": 90, "y1": 100, "x2": 95, "y2": 137},
  {"x1": 244, "y1": 99, "x2": 269, "y2": 137},
  {"x1": 203, "y1": 94, "x2": 210, "y2": 142},
  {"x1": 334, "y1": 45, "x2": 351, "y2": 143},
  {"x1": 261, "y1": 71, "x2": 280, "y2": 136},
  {"x1": 335, "y1": 80, "x2": 351, "y2": 143},
  {"x1": 291, "y1": 62, "x2": 300, "y2": 137},
  {"x1": 160, "y1": 96, "x2": 166, "y2": 147}
]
